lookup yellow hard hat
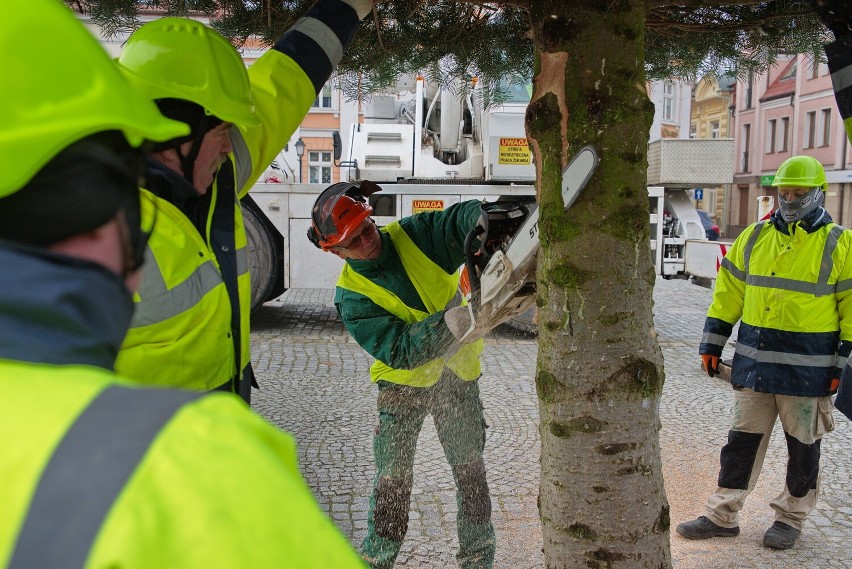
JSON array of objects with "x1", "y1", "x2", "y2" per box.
[
  {"x1": 0, "y1": 0, "x2": 189, "y2": 197},
  {"x1": 116, "y1": 18, "x2": 260, "y2": 129},
  {"x1": 773, "y1": 155, "x2": 827, "y2": 191}
]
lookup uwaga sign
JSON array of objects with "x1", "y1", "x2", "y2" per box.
[{"x1": 498, "y1": 138, "x2": 531, "y2": 165}]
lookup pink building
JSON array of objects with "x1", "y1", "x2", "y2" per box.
[{"x1": 730, "y1": 55, "x2": 852, "y2": 237}]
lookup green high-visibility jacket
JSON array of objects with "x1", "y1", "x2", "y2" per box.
[
  {"x1": 701, "y1": 215, "x2": 852, "y2": 396},
  {"x1": 117, "y1": 188, "x2": 244, "y2": 390},
  {"x1": 0, "y1": 361, "x2": 365, "y2": 568},
  {"x1": 335, "y1": 202, "x2": 484, "y2": 387},
  {"x1": 117, "y1": 1, "x2": 361, "y2": 393}
]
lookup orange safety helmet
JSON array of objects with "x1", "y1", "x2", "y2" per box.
[{"x1": 307, "y1": 181, "x2": 382, "y2": 250}]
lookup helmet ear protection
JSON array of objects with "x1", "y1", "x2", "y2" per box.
[{"x1": 307, "y1": 180, "x2": 382, "y2": 250}]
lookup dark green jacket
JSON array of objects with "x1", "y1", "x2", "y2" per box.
[{"x1": 334, "y1": 200, "x2": 481, "y2": 370}]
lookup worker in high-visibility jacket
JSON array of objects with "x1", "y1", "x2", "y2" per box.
[
  {"x1": 0, "y1": 3, "x2": 365, "y2": 567},
  {"x1": 113, "y1": 0, "x2": 376, "y2": 402},
  {"x1": 307, "y1": 181, "x2": 498, "y2": 569},
  {"x1": 676, "y1": 155, "x2": 852, "y2": 551},
  {"x1": 809, "y1": 0, "x2": 852, "y2": 419}
]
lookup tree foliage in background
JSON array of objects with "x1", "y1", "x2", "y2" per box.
[{"x1": 68, "y1": 0, "x2": 830, "y2": 98}]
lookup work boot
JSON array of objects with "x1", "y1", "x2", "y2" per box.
[
  {"x1": 763, "y1": 521, "x2": 801, "y2": 550},
  {"x1": 676, "y1": 516, "x2": 740, "y2": 539}
]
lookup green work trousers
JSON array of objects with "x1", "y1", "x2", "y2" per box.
[{"x1": 360, "y1": 372, "x2": 495, "y2": 569}]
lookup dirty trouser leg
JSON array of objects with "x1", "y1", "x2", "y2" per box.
[
  {"x1": 768, "y1": 395, "x2": 833, "y2": 530},
  {"x1": 361, "y1": 382, "x2": 428, "y2": 569},
  {"x1": 432, "y1": 375, "x2": 495, "y2": 569},
  {"x1": 705, "y1": 388, "x2": 778, "y2": 528}
]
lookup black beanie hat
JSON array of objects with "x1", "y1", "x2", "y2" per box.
[
  {"x1": 0, "y1": 132, "x2": 141, "y2": 247},
  {"x1": 152, "y1": 98, "x2": 223, "y2": 151}
]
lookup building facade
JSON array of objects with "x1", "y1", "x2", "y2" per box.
[
  {"x1": 649, "y1": 79, "x2": 693, "y2": 141},
  {"x1": 730, "y1": 55, "x2": 852, "y2": 237},
  {"x1": 690, "y1": 74, "x2": 736, "y2": 234}
]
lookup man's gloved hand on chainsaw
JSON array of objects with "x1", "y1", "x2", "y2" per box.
[
  {"x1": 444, "y1": 304, "x2": 489, "y2": 345},
  {"x1": 473, "y1": 201, "x2": 529, "y2": 260},
  {"x1": 444, "y1": 291, "x2": 536, "y2": 345}
]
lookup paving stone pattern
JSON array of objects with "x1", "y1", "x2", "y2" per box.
[{"x1": 250, "y1": 277, "x2": 852, "y2": 568}]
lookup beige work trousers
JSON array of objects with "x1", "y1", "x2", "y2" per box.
[{"x1": 704, "y1": 388, "x2": 835, "y2": 531}]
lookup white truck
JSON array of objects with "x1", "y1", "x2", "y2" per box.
[
  {"x1": 646, "y1": 138, "x2": 735, "y2": 282},
  {"x1": 243, "y1": 76, "x2": 537, "y2": 308},
  {"x1": 243, "y1": 88, "x2": 738, "y2": 308}
]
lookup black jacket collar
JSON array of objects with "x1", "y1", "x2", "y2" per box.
[{"x1": 770, "y1": 206, "x2": 832, "y2": 235}]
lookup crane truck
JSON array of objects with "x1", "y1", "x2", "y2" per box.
[
  {"x1": 243, "y1": 79, "x2": 736, "y2": 313},
  {"x1": 244, "y1": 75, "x2": 539, "y2": 309}
]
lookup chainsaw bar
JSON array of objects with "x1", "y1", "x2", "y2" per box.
[
  {"x1": 477, "y1": 145, "x2": 600, "y2": 312},
  {"x1": 561, "y1": 146, "x2": 599, "y2": 211}
]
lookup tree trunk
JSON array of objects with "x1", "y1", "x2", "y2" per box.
[{"x1": 526, "y1": 1, "x2": 671, "y2": 567}]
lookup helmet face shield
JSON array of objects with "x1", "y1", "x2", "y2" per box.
[
  {"x1": 308, "y1": 181, "x2": 381, "y2": 250},
  {"x1": 777, "y1": 186, "x2": 824, "y2": 223}
]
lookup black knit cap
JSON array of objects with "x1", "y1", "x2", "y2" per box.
[
  {"x1": 152, "y1": 98, "x2": 223, "y2": 151},
  {"x1": 0, "y1": 131, "x2": 141, "y2": 246}
]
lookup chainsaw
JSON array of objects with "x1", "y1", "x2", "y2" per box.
[{"x1": 460, "y1": 146, "x2": 599, "y2": 335}]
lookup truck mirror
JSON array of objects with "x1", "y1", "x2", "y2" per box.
[{"x1": 332, "y1": 131, "x2": 342, "y2": 161}]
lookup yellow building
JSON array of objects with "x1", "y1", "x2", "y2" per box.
[{"x1": 690, "y1": 74, "x2": 735, "y2": 235}]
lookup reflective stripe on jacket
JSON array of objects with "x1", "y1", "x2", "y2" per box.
[
  {"x1": 0, "y1": 361, "x2": 365, "y2": 568},
  {"x1": 701, "y1": 219, "x2": 852, "y2": 396},
  {"x1": 116, "y1": 189, "x2": 244, "y2": 390},
  {"x1": 336, "y1": 221, "x2": 483, "y2": 387}
]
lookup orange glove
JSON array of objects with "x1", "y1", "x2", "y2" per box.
[
  {"x1": 830, "y1": 376, "x2": 840, "y2": 393},
  {"x1": 701, "y1": 354, "x2": 719, "y2": 378}
]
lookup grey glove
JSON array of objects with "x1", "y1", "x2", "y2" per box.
[
  {"x1": 341, "y1": 0, "x2": 375, "y2": 20},
  {"x1": 445, "y1": 289, "x2": 538, "y2": 345},
  {"x1": 444, "y1": 304, "x2": 484, "y2": 344}
]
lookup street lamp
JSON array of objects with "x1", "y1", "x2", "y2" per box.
[{"x1": 295, "y1": 138, "x2": 305, "y2": 183}]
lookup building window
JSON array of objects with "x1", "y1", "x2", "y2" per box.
[
  {"x1": 780, "y1": 117, "x2": 789, "y2": 152},
  {"x1": 765, "y1": 119, "x2": 776, "y2": 153},
  {"x1": 312, "y1": 84, "x2": 332, "y2": 109},
  {"x1": 689, "y1": 123, "x2": 696, "y2": 139},
  {"x1": 804, "y1": 111, "x2": 816, "y2": 149},
  {"x1": 745, "y1": 71, "x2": 754, "y2": 110},
  {"x1": 710, "y1": 120, "x2": 720, "y2": 139},
  {"x1": 820, "y1": 108, "x2": 832, "y2": 147},
  {"x1": 662, "y1": 81, "x2": 675, "y2": 121},
  {"x1": 308, "y1": 151, "x2": 332, "y2": 184},
  {"x1": 809, "y1": 58, "x2": 820, "y2": 79},
  {"x1": 741, "y1": 123, "x2": 751, "y2": 172}
]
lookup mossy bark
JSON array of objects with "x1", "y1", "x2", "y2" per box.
[{"x1": 527, "y1": 1, "x2": 671, "y2": 567}]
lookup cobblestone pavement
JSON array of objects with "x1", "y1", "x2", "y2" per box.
[{"x1": 250, "y1": 278, "x2": 852, "y2": 568}]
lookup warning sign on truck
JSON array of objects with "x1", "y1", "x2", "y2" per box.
[
  {"x1": 412, "y1": 199, "x2": 445, "y2": 214},
  {"x1": 498, "y1": 138, "x2": 531, "y2": 165}
]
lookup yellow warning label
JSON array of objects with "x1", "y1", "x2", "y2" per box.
[
  {"x1": 412, "y1": 199, "x2": 445, "y2": 214},
  {"x1": 498, "y1": 138, "x2": 531, "y2": 165}
]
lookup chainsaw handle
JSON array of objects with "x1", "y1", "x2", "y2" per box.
[{"x1": 463, "y1": 225, "x2": 485, "y2": 296}]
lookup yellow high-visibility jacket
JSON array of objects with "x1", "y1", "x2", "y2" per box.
[
  {"x1": 1, "y1": 361, "x2": 365, "y2": 568},
  {"x1": 336, "y1": 220, "x2": 483, "y2": 387},
  {"x1": 701, "y1": 215, "x2": 852, "y2": 396},
  {"x1": 117, "y1": 2, "x2": 361, "y2": 395}
]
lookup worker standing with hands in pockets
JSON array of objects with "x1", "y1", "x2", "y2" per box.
[{"x1": 677, "y1": 155, "x2": 852, "y2": 550}]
